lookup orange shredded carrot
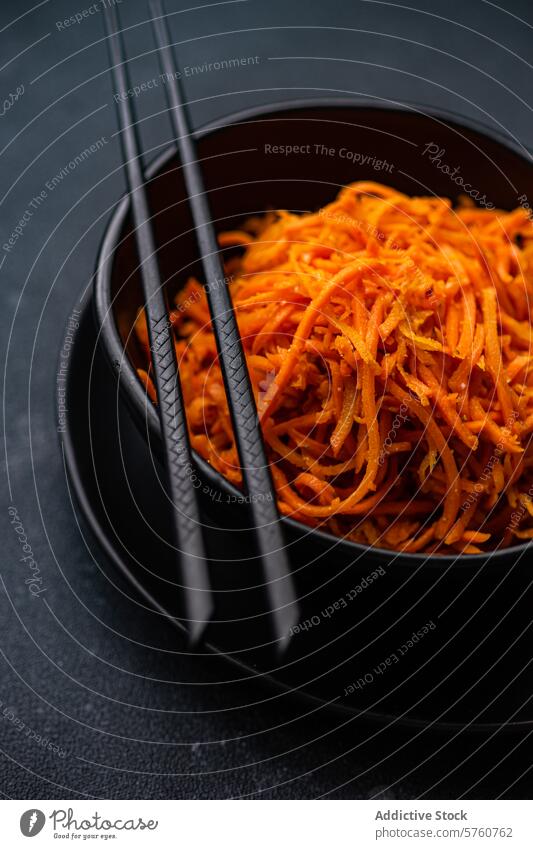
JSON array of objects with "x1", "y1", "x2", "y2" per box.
[{"x1": 133, "y1": 181, "x2": 533, "y2": 553}]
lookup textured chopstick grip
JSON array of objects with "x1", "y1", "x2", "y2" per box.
[{"x1": 103, "y1": 3, "x2": 214, "y2": 643}]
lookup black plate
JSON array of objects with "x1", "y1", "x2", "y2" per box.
[
  {"x1": 63, "y1": 99, "x2": 533, "y2": 733},
  {"x1": 62, "y1": 298, "x2": 533, "y2": 735}
]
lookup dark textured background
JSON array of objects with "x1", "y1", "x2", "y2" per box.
[{"x1": 1, "y1": 0, "x2": 533, "y2": 799}]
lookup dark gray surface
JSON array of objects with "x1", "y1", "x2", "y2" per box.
[{"x1": 1, "y1": 0, "x2": 533, "y2": 799}]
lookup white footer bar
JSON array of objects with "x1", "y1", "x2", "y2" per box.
[{"x1": 2, "y1": 800, "x2": 531, "y2": 848}]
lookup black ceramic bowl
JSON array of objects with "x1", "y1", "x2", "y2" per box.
[
  {"x1": 95, "y1": 98, "x2": 533, "y2": 567},
  {"x1": 88, "y1": 99, "x2": 533, "y2": 728}
]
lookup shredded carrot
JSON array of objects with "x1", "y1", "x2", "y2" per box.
[{"x1": 134, "y1": 181, "x2": 533, "y2": 553}]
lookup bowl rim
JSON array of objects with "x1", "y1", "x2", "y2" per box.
[{"x1": 94, "y1": 95, "x2": 533, "y2": 568}]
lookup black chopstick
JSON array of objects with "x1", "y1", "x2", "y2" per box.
[
  {"x1": 149, "y1": 0, "x2": 300, "y2": 652},
  {"x1": 103, "y1": 4, "x2": 214, "y2": 646}
]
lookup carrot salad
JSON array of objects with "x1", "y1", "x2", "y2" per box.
[{"x1": 135, "y1": 181, "x2": 533, "y2": 554}]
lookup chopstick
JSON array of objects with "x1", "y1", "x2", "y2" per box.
[
  {"x1": 149, "y1": 0, "x2": 300, "y2": 651},
  {"x1": 103, "y1": 4, "x2": 214, "y2": 646}
]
